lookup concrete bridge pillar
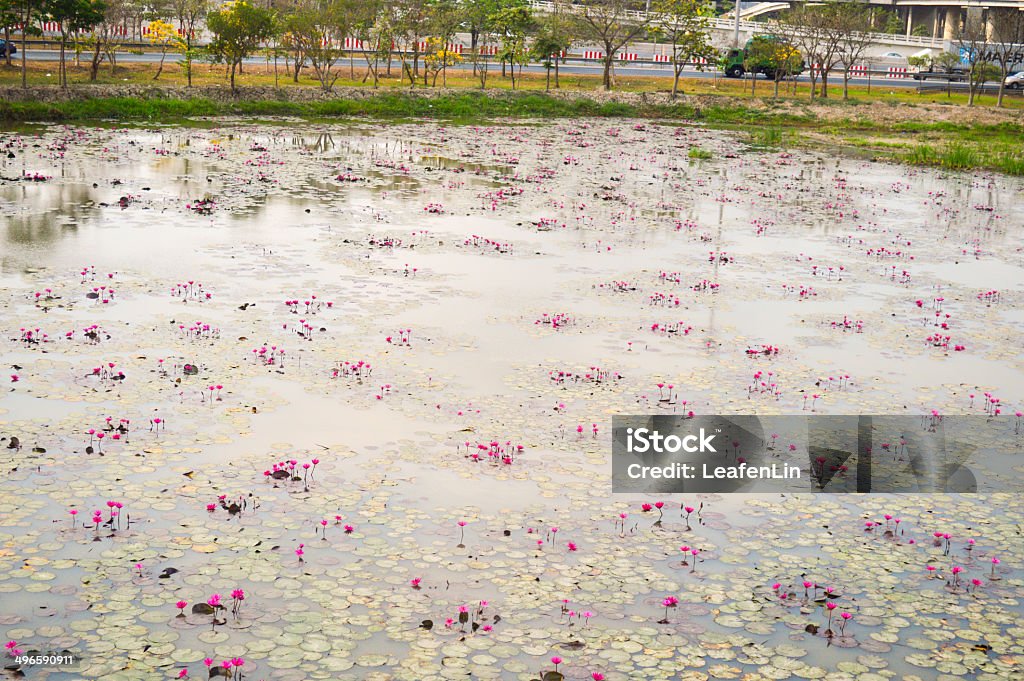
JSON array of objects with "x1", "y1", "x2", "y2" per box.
[{"x1": 943, "y1": 8, "x2": 958, "y2": 40}]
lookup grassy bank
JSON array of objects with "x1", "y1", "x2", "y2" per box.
[
  {"x1": 0, "y1": 86, "x2": 1021, "y2": 177},
  {"x1": 0, "y1": 92, "x2": 645, "y2": 121}
]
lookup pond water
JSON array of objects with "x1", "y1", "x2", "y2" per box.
[{"x1": 0, "y1": 120, "x2": 1022, "y2": 681}]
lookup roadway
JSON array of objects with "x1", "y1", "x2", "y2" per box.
[{"x1": 14, "y1": 49, "x2": 923, "y2": 89}]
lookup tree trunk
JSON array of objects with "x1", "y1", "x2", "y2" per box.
[
  {"x1": 155, "y1": 49, "x2": 167, "y2": 80},
  {"x1": 20, "y1": 9, "x2": 28, "y2": 88},
  {"x1": 843, "y1": 72, "x2": 849, "y2": 100},
  {"x1": 750, "y1": 70, "x2": 756, "y2": 94},
  {"x1": 545, "y1": 66, "x2": 550, "y2": 91},
  {"x1": 821, "y1": 71, "x2": 828, "y2": 98},
  {"x1": 554, "y1": 58, "x2": 559, "y2": 89},
  {"x1": 672, "y1": 65, "x2": 681, "y2": 98},
  {"x1": 996, "y1": 74, "x2": 1005, "y2": 107},
  {"x1": 602, "y1": 57, "x2": 612, "y2": 90},
  {"x1": 90, "y1": 42, "x2": 102, "y2": 82},
  {"x1": 230, "y1": 62, "x2": 236, "y2": 91},
  {"x1": 59, "y1": 37, "x2": 66, "y2": 88},
  {"x1": 293, "y1": 56, "x2": 301, "y2": 83},
  {"x1": 470, "y1": 29, "x2": 478, "y2": 76},
  {"x1": 4, "y1": 26, "x2": 11, "y2": 67}
]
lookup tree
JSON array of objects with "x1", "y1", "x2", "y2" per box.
[
  {"x1": 145, "y1": 17, "x2": 179, "y2": 79},
  {"x1": 969, "y1": 61, "x2": 1000, "y2": 104},
  {"x1": 361, "y1": 4, "x2": 391, "y2": 87},
  {"x1": 83, "y1": 0, "x2": 130, "y2": 81},
  {"x1": 989, "y1": 8, "x2": 1024, "y2": 107},
  {"x1": 0, "y1": 0, "x2": 19, "y2": 67},
  {"x1": 281, "y1": 0, "x2": 349, "y2": 91},
  {"x1": 489, "y1": 3, "x2": 531, "y2": 89},
  {"x1": 766, "y1": 18, "x2": 803, "y2": 96},
  {"x1": 741, "y1": 35, "x2": 771, "y2": 94},
  {"x1": 531, "y1": 7, "x2": 573, "y2": 91},
  {"x1": 469, "y1": 5, "x2": 496, "y2": 88},
  {"x1": 815, "y1": 4, "x2": 846, "y2": 99},
  {"x1": 575, "y1": 0, "x2": 651, "y2": 90},
  {"x1": 426, "y1": 0, "x2": 460, "y2": 86},
  {"x1": 907, "y1": 54, "x2": 929, "y2": 71},
  {"x1": 463, "y1": 0, "x2": 497, "y2": 76},
  {"x1": 879, "y1": 10, "x2": 903, "y2": 36},
  {"x1": 423, "y1": 35, "x2": 461, "y2": 86},
  {"x1": 782, "y1": 5, "x2": 842, "y2": 99},
  {"x1": 654, "y1": 0, "x2": 714, "y2": 99},
  {"x1": 935, "y1": 51, "x2": 960, "y2": 72},
  {"x1": 10, "y1": 0, "x2": 44, "y2": 86},
  {"x1": 833, "y1": 4, "x2": 872, "y2": 100},
  {"x1": 955, "y1": 10, "x2": 990, "y2": 106},
  {"x1": 347, "y1": 0, "x2": 383, "y2": 86},
  {"x1": 278, "y1": 4, "x2": 307, "y2": 83},
  {"x1": 743, "y1": 32, "x2": 800, "y2": 98},
  {"x1": 207, "y1": 0, "x2": 276, "y2": 90},
  {"x1": 393, "y1": 0, "x2": 430, "y2": 86},
  {"x1": 170, "y1": 0, "x2": 207, "y2": 85},
  {"x1": 43, "y1": 0, "x2": 105, "y2": 87}
]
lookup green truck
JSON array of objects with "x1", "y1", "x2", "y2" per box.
[{"x1": 721, "y1": 35, "x2": 804, "y2": 79}]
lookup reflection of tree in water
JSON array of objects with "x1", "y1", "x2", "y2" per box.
[{"x1": 1, "y1": 182, "x2": 97, "y2": 249}]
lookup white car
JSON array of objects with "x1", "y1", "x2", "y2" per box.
[
  {"x1": 1005, "y1": 72, "x2": 1024, "y2": 89},
  {"x1": 875, "y1": 52, "x2": 906, "y2": 64}
]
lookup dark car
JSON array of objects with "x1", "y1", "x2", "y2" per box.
[
  {"x1": 912, "y1": 66, "x2": 967, "y2": 82},
  {"x1": 0, "y1": 40, "x2": 16, "y2": 56}
]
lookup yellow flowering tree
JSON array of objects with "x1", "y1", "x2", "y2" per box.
[
  {"x1": 423, "y1": 36, "x2": 462, "y2": 87},
  {"x1": 146, "y1": 19, "x2": 183, "y2": 80}
]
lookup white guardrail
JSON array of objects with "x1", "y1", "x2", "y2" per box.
[{"x1": 526, "y1": 0, "x2": 946, "y2": 49}]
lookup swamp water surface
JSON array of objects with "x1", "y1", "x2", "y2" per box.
[{"x1": 0, "y1": 120, "x2": 1022, "y2": 681}]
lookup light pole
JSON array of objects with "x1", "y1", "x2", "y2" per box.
[{"x1": 733, "y1": 0, "x2": 741, "y2": 46}]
